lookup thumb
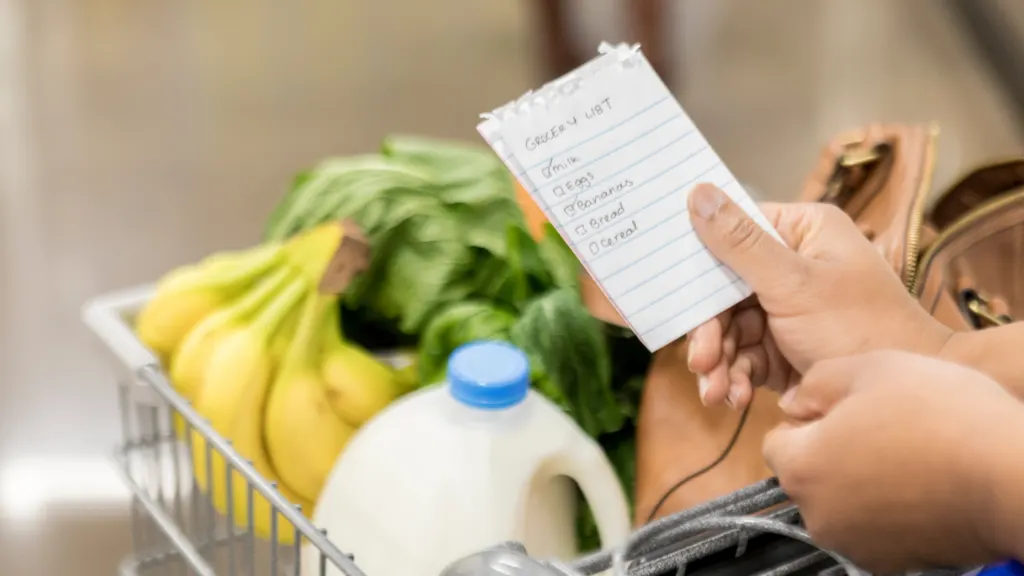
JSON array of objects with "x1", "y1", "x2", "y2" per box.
[
  {"x1": 688, "y1": 184, "x2": 802, "y2": 294},
  {"x1": 777, "y1": 356, "x2": 859, "y2": 421},
  {"x1": 762, "y1": 420, "x2": 819, "y2": 483}
]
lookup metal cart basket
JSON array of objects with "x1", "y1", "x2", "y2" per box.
[{"x1": 83, "y1": 285, "x2": 975, "y2": 576}]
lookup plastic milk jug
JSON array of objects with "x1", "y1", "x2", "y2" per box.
[{"x1": 308, "y1": 340, "x2": 631, "y2": 576}]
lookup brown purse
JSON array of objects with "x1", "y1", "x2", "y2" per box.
[
  {"x1": 629, "y1": 122, "x2": 1024, "y2": 525},
  {"x1": 799, "y1": 122, "x2": 1023, "y2": 329}
]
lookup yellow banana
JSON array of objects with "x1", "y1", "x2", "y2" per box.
[
  {"x1": 265, "y1": 294, "x2": 356, "y2": 504},
  {"x1": 191, "y1": 275, "x2": 310, "y2": 543},
  {"x1": 269, "y1": 306, "x2": 299, "y2": 371},
  {"x1": 136, "y1": 243, "x2": 285, "y2": 362},
  {"x1": 170, "y1": 266, "x2": 295, "y2": 404},
  {"x1": 320, "y1": 302, "x2": 403, "y2": 427}
]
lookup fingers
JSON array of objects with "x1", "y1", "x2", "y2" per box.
[
  {"x1": 777, "y1": 356, "x2": 860, "y2": 421},
  {"x1": 687, "y1": 310, "x2": 729, "y2": 375},
  {"x1": 762, "y1": 420, "x2": 817, "y2": 479},
  {"x1": 688, "y1": 302, "x2": 762, "y2": 373},
  {"x1": 725, "y1": 346, "x2": 767, "y2": 409},
  {"x1": 688, "y1": 184, "x2": 805, "y2": 294}
]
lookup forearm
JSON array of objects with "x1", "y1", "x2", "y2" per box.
[
  {"x1": 939, "y1": 323, "x2": 1024, "y2": 400},
  {"x1": 982, "y1": 432, "x2": 1024, "y2": 562}
]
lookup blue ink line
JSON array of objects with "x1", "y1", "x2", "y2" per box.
[
  {"x1": 516, "y1": 96, "x2": 672, "y2": 175},
  {"x1": 614, "y1": 243, "x2": 706, "y2": 299},
  {"x1": 639, "y1": 277, "x2": 747, "y2": 337},
  {"x1": 552, "y1": 141, "x2": 706, "y2": 227},
  {"x1": 604, "y1": 229, "x2": 696, "y2": 281},
  {"x1": 587, "y1": 169, "x2": 730, "y2": 264},
  {"x1": 534, "y1": 115, "x2": 684, "y2": 193},
  {"x1": 627, "y1": 260, "x2": 721, "y2": 317},
  {"x1": 595, "y1": 184, "x2": 748, "y2": 275}
]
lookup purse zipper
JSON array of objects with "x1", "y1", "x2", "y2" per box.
[
  {"x1": 911, "y1": 187, "x2": 1024, "y2": 296},
  {"x1": 902, "y1": 124, "x2": 941, "y2": 292}
]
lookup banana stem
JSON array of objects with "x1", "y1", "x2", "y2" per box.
[
  {"x1": 323, "y1": 299, "x2": 345, "y2": 347},
  {"x1": 219, "y1": 265, "x2": 296, "y2": 325},
  {"x1": 163, "y1": 242, "x2": 285, "y2": 293},
  {"x1": 250, "y1": 277, "x2": 309, "y2": 344},
  {"x1": 283, "y1": 222, "x2": 344, "y2": 286},
  {"x1": 282, "y1": 292, "x2": 337, "y2": 376}
]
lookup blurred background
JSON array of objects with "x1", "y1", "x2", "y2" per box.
[{"x1": 0, "y1": 0, "x2": 1022, "y2": 573}]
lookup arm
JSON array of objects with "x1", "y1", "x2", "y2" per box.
[
  {"x1": 981, "y1": 424, "x2": 1024, "y2": 562},
  {"x1": 940, "y1": 322, "x2": 1024, "y2": 400}
]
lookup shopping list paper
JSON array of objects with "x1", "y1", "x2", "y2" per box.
[{"x1": 477, "y1": 43, "x2": 779, "y2": 351}]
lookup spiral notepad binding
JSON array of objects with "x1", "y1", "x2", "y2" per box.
[{"x1": 479, "y1": 42, "x2": 643, "y2": 125}]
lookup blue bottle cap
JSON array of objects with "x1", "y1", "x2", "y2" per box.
[{"x1": 447, "y1": 341, "x2": 530, "y2": 410}]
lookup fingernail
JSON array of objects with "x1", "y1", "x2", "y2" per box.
[
  {"x1": 686, "y1": 340, "x2": 696, "y2": 370},
  {"x1": 726, "y1": 385, "x2": 741, "y2": 409},
  {"x1": 692, "y1": 184, "x2": 727, "y2": 220},
  {"x1": 778, "y1": 387, "x2": 797, "y2": 409},
  {"x1": 698, "y1": 376, "x2": 710, "y2": 405}
]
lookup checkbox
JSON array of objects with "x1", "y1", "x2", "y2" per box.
[
  {"x1": 552, "y1": 185, "x2": 565, "y2": 197},
  {"x1": 589, "y1": 242, "x2": 599, "y2": 255},
  {"x1": 564, "y1": 205, "x2": 576, "y2": 217},
  {"x1": 575, "y1": 225, "x2": 587, "y2": 237}
]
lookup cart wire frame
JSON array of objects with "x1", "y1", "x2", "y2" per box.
[{"x1": 83, "y1": 285, "x2": 975, "y2": 576}]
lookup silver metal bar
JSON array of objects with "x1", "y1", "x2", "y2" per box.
[
  {"x1": 185, "y1": 419, "x2": 202, "y2": 554},
  {"x1": 247, "y1": 469, "x2": 256, "y2": 576},
  {"x1": 168, "y1": 410, "x2": 186, "y2": 576},
  {"x1": 113, "y1": 450, "x2": 218, "y2": 576},
  {"x1": 138, "y1": 364, "x2": 365, "y2": 576},
  {"x1": 293, "y1": 507, "x2": 303, "y2": 576},
  {"x1": 627, "y1": 506, "x2": 801, "y2": 576},
  {"x1": 271, "y1": 489, "x2": 279, "y2": 576},
  {"x1": 571, "y1": 478, "x2": 783, "y2": 574},
  {"x1": 205, "y1": 434, "x2": 216, "y2": 553},
  {"x1": 226, "y1": 459, "x2": 237, "y2": 576},
  {"x1": 750, "y1": 551, "x2": 830, "y2": 576},
  {"x1": 617, "y1": 517, "x2": 863, "y2": 576}
]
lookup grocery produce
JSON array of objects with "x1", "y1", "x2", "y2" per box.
[
  {"x1": 264, "y1": 293, "x2": 356, "y2": 502},
  {"x1": 136, "y1": 243, "x2": 285, "y2": 363},
  {"x1": 263, "y1": 135, "x2": 653, "y2": 551},
  {"x1": 191, "y1": 274, "x2": 309, "y2": 543},
  {"x1": 136, "y1": 219, "x2": 415, "y2": 543},
  {"x1": 139, "y1": 134, "x2": 650, "y2": 552},
  {"x1": 321, "y1": 303, "x2": 403, "y2": 426},
  {"x1": 169, "y1": 267, "x2": 294, "y2": 410}
]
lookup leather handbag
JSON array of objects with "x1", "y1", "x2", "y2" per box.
[
  {"x1": 632, "y1": 122, "x2": 1024, "y2": 524},
  {"x1": 799, "y1": 122, "x2": 1023, "y2": 329}
]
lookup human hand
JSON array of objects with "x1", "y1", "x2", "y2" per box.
[
  {"x1": 764, "y1": 350, "x2": 1024, "y2": 572},
  {"x1": 684, "y1": 183, "x2": 953, "y2": 409}
]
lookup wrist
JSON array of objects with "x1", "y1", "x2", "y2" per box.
[
  {"x1": 910, "y1": 309, "x2": 956, "y2": 361},
  {"x1": 973, "y1": 419, "x2": 1024, "y2": 562}
]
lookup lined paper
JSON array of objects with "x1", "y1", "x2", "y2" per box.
[{"x1": 478, "y1": 44, "x2": 778, "y2": 351}]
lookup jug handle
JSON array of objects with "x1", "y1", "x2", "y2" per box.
[{"x1": 551, "y1": 439, "x2": 633, "y2": 550}]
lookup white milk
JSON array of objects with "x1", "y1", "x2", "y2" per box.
[{"x1": 307, "y1": 340, "x2": 631, "y2": 576}]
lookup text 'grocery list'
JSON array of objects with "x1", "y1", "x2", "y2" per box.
[{"x1": 477, "y1": 43, "x2": 778, "y2": 351}]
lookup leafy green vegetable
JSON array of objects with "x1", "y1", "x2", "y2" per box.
[
  {"x1": 510, "y1": 289, "x2": 623, "y2": 438},
  {"x1": 264, "y1": 136, "x2": 542, "y2": 336},
  {"x1": 417, "y1": 301, "x2": 518, "y2": 385}
]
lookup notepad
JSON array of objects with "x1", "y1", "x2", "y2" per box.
[{"x1": 477, "y1": 43, "x2": 778, "y2": 351}]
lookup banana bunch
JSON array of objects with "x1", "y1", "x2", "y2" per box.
[{"x1": 134, "y1": 222, "x2": 410, "y2": 544}]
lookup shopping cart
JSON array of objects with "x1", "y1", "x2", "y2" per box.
[{"x1": 83, "y1": 285, "x2": 981, "y2": 576}]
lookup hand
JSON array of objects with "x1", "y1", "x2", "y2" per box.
[
  {"x1": 684, "y1": 183, "x2": 953, "y2": 409},
  {"x1": 764, "y1": 350, "x2": 1024, "y2": 572}
]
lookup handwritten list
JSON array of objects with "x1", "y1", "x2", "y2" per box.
[{"x1": 478, "y1": 44, "x2": 778, "y2": 351}]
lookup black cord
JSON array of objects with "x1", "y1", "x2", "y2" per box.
[{"x1": 644, "y1": 396, "x2": 754, "y2": 523}]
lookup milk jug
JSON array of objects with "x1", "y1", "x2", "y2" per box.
[{"x1": 308, "y1": 340, "x2": 632, "y2": 576}]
